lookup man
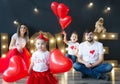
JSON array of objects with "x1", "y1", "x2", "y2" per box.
[{"x1": 73, "y1": 29, "x2": 113, "y2": 81}]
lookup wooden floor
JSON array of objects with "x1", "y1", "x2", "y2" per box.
[{"x1": 0, "y1": 68, "x2": 120, "y2": 84}]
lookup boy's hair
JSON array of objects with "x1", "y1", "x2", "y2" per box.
[{"x1": 71, "y1": 31, "x2": 78, "y2": 36}]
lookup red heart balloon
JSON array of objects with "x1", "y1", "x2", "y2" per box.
[
  {"x1": 59, "y1": 16, "x2": 72, "y2": 30},
  {"x1": 57, "y1": 3, "x2": 69, "y2": 18},
  {"x1": 2, "y1": 55, "x2": 28, "y2": 82},
  {"x1": 51, "y1": 1, "x2": 59, "y2": 16},
  {"x1": 49, "y1": 49, "x2": 72, "y2": 74}
]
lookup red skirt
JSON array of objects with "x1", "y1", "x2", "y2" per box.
[
  {"x1": 26, "y1": 70, "x2": 58, "y2": 84},
  {"x1": 0, "y1": 48, "x2": 31, "y2": 73}
]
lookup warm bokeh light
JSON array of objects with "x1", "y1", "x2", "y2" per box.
[
  {"x1": 30, "y1": 40, "x2": 34, "y2": 44},
  {"x1": 61, "y1": 49, "x2": 65, "y2": 53},
  {"x1": 13, "y1": 20, "x2": 19, "y2": 25},
  {"x1": 111, "y1": 34, "x2": 115, "y2": 38},
  {"x1": 88, "y1": 2, "x2": 93, "y2": 8},
  {"x1": 50, "y1": 39, "x2": 55, "y2": 43},
  {"x1": 2, "y1": 36, "x2": 6, "y2": 40},
  {"x1": 34, "y1": 7, "x2": 39, "y2": 13},
  {"x1": 107, "y1": 7, "x2": 111, "y2": 11},
  {"x1": 103, "y1": 48, "x2": 106, "y2": 52},
  {"x1": 2, "y1": 45, "x2": 6, "y2": 49},
  {"x1": 104, "y1": 6, "x2": 111, "y2": 13},
  {"x1": 94, "y1": 35, "x2": 98, "y2": 40},
  {"x1": 2, "y1": 54, "x2": 6, "y2": 58},
  {"x1": 31, "y1": 50, "x2": 34, "y2": 53},
  {"x1": 111, "y1": 63, "x2": 115, "y2": 67},
  {"x1": 102, "y1": 34, "x2": 106, "y2": 38},
  {"x1": 57, "y1": 37, "x2": 61, "y2": 41}
]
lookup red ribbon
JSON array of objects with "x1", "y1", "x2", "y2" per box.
[{"x1": 38, "y1": 33, "x2": 48, "y2": 42}]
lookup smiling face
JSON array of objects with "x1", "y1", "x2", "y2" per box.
[
  {"x1": 70, "y1": 33, "x2": 78, "y2": 43},
  {"x1": 20, "y1": 25, "x2": 27, "y2": 34},
  {"x1": 35, "y1": 39, "x2": 47, "y2": 51}
]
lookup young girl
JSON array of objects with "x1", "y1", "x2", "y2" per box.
[
  {"x1": 26, "y1": 33, "x2": 58, "y2": 84},
  {"x1": 62, "y1": 31, "x2": 79, "y2": 63},
  {"x1": 0, "y1": 24, "x2": 31, "y2": 73}
]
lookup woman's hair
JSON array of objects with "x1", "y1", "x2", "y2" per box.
[{"x1": 17, "y1": 23, "x2": 29, "y2": 38}]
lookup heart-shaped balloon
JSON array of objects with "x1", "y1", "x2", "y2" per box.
[
  {"x1": 57, "y1": 3, "x2": 69, "y2": 18},
  {"x1": 2, "y1": 55, "x2": 28, "y2": 82},
  {"x1": 49, "y1": 49, "x2": 72, "y2": 74},
  {"x1": 59, "y1": 15, "x2": 72, "y2": 30},
  {"x1": 51, "y1": 1, "x2": 59, "y2": 16}
]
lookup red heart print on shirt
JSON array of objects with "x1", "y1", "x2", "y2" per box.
[
  {"x1": 70, "y1": 46, "x2": 74, "y2": 50},
  {"x1": 90, "y1": 50, "x2": 95, "y2": 55}
]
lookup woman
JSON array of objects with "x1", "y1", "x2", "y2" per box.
[{"x1": 0, "y1": 24, "x2": 31, "y2": 73}]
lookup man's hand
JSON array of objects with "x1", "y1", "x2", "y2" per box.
[{"x1": 84, "y1": 62, "x2": 92, "y2": 68}]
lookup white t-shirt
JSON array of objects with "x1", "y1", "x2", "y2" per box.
[
  {"x1": 78, "y1": 41, "x2": 104, "y2": 63},
  {"x1": 67, "y1": 41, "x2": 79, "y2": 55},
  {"x1": 31, "y1": 50, "x2": 50, "y2": 72},
  {"x1": 12, "y1": 33, "x2": 29, "y2": 48}
]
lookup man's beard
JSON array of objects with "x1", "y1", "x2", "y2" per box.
[{"x1": 87, "y1": 38, "x2": 93, "y2": 42}]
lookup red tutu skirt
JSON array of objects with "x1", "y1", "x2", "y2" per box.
[
  {"x1": 0, "y1": 48, "x2": 31, "y2": 73},
  {"x1": 26, "y1": 70, "x2": 58, "y2": 84}
]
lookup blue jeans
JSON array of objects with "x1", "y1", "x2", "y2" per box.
[
  {"x1": 73, "y1": 62, "x2": 113, "y2": 79},
  {"x1": 66, "y1": 54, "x2": 77, "y2": 63}
]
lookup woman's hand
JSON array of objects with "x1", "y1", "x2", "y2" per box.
[{"x1": 17, "y1": 46, "x2": 23, "y2": 53}]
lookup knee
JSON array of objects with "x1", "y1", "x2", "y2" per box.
[
  {"x1": 66, "y1": 54, "x2": 70, "y2": 57},
  {"x1": 105, "y1": 63, "x2": 113, "y2": 72},
  {"x1": 73, "y1": 62, "x2": 82, "y2": 71}
]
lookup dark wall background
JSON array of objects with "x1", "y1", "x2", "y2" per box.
[{"x1": 0, "y1": 0, "x2": 120, "y2": 63}]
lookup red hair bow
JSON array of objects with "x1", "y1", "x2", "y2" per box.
[{"x1": 38, "y1": 33, "x2": 48, "y2": 42}]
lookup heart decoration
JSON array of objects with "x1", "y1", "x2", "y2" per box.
[
  {"x1": 70, "y1": 46, "x2": 74, "y2": 50},
  {"x1": 59, "y1": 16, "x2": 72, "y2": 30},
  {"x1": 49, "y1": 49, "x2": 72, "y2": 74},
  {"x1": 51, "y1": 1, "x2": 59, "y2": 16},
  {"x1": 2, "y1": 55, "x2": 28, "y2": 82},
  {"x1": 90, "y1": 50, "x2": 95, "y2": 55},
  {"x1": 57, "y1": 3, "x2": 69, "y2": 18},
  {"x1": 51, "y1": 2, "x2": 72, "y2": 30}
]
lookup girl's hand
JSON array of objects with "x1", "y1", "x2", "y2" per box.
[{"x1": 62, "y1": 31, "x2": 66, "y2": 36}]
